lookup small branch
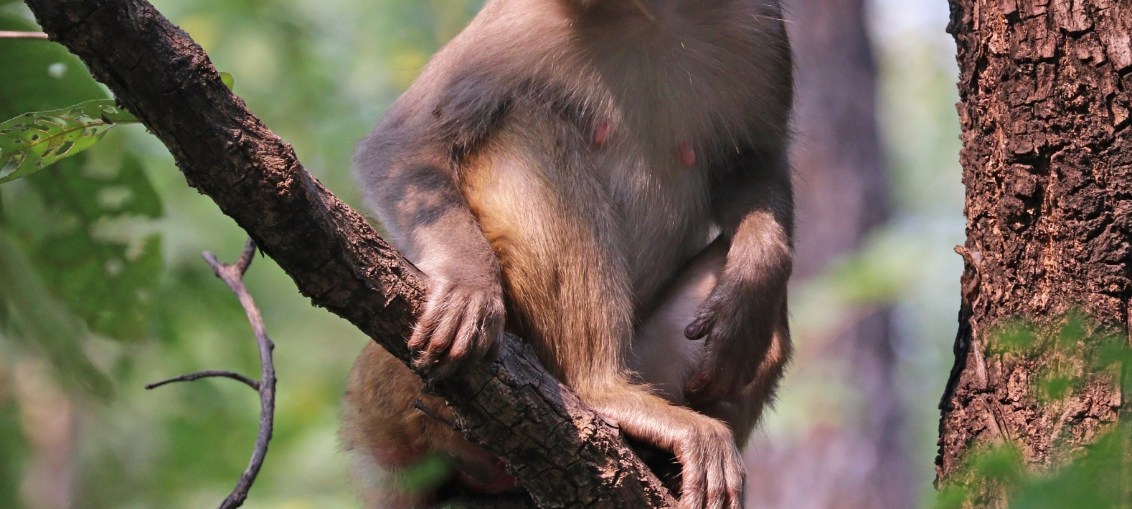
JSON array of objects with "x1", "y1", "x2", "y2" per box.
[
  {"x1": 146, "y1": 370, "x2": 259, "y2": 391},
  {"x1": 202, "y1": 239, "x2": 276, "y2": 509},
  {"x1": 0, "y1": 31, "x2": 49, "y2": 40},
  {"x1": 145, "y1": 239, "x2": 276, "y2": 509}
]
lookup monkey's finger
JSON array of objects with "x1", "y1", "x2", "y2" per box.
[
  {"x1": 684, "y1": 312, "x2": 714, "y2": 340},
  {"x1": 679, "y1": 456, "x2": 707, "y2": 509},
  {"x1": 414, "y1": 301, "x2": 464, "y2": 374},
  {"x1": 483, "y1": 334, "x2": 502, "y2": 363},
  {"x1": 726, "y1": 470, "x2": 744, "y2": 509},
  {"x1": 471, "y1": 298, "x2": 505, "y2": 363},
  {"x1": 465, "y1": 292, "x2": 505, "y2": 364},
  {"x1": 704, "y1": 469, "x2": 725, "y2": 509},
  {"x1": 685, "y1": 356, "x2": 735, "y2": 404},
  {"x1": 408, "y1": 284, "x2": 451, "y2": 352},
  {"x1": 719, "y1": 447, "x2": 745, "y2": 509},
  {"x1": 408, "y1": 317, "x2": 436, "y2": 353},
  {"x1": 433, "y1": 297, "x2": 487, "y2": 378}
]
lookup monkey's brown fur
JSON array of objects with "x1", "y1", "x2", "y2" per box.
[{"x1": 343, "y1": 1, "x2": 794, "y2": 507}]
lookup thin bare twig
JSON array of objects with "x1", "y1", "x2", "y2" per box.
[
  {"x1": 146, "y1": 238, "x2": 275, "y2": 509},
  {"x1": 146, "y1": 370, "x2": 259, "y2": 391},
  {"x1": 207, "y1": 238, "x2": 275, "y2": 509},
  {"x1": 0, "y1": 31, "x2": 49, "y2": 40}
]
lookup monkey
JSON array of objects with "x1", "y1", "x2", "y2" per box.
[{"x1": 342, "y1": 0, "x2": 794, "y2": 507}]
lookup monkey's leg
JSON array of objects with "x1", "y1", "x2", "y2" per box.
[
  {"x1": 630, "y1": 238, "x2": 727, "y2": 405},
  {"x1": 631, "y1": 236, "x2": 792, "y2": 450},
  {"x1": 685, "y1": 148, "x2": 794, "y2": 406},
  {"x1": 464, "y1": 136, "x2": 744, "y2": 509}
]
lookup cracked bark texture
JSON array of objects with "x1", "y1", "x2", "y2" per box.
[
  {"x1": 939, "y1": 0, "x2": 1129, "y2": 500},
  {"x1": 21, "y1": 0, "x2": 676, "y2": 507},
  {"x1": 745, "y1": 0, "x2": 916, "y2": 507}
]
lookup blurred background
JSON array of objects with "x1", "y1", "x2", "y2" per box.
[{"x1": 0, "y1": 0, "x2": 962, "y2": 507}]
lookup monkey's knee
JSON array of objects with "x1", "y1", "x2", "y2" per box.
[
  {"x1": 341, "y1": 343, "x2": 519, "y2": 506},
  {"x1": 341, "y1": 344, "x2": 449, "y2": 505}
]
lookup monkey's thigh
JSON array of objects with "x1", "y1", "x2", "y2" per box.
[{"x1": 462, "y1": 130, "x2": 634, "y2": 376}]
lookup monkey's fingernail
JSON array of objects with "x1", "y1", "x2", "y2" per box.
[
  {"x1": 678, "y1": 141, "x2": 696, "y2": 167},
  {"x1": 594, "y1": 121, "x2": 612, "y2": 146}
]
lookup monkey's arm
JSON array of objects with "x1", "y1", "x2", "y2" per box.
[
  {"x1": 684, "y1": 148, "x2": 793, "y2": 404},
  {"x1": 355, "y1": 93, "x2": 507, "y2": 377}
]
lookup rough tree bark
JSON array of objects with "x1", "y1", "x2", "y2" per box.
[
  {"x1": 939, "y1": 0, "x2": 1128, "y2": 503},
  {"x1": 21, "y1": 0, "x2": 676, "y2": 507},
  {"x1": 745, "y1": 0, "x2": 916, "y2": 507}
]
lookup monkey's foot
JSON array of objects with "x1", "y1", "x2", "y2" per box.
[{"x1": 671, "y1": 420, "x2": 745, "y2": 509}]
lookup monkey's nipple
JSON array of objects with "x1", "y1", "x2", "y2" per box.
[
  {"x1": 593, "y1": 121, "x2": 613, "y2": 146},
  {"x1": 678, "y1": 141, "x2": 697, "y2": 168}
]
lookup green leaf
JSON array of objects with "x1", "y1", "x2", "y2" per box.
[
  {"x1": 220, "y1": 71, "x2": 236, "y2": 90},
  {"x1": 0, "y1": 389, "x2": 26, "y2": 509},
  {"x1": 1007, "y1": 427, "x2": 1128, "y2": 509},
  {"x1": 1091, "y1": 336, "x2": 1132, "y2": 370},
  {"x1": 970, "y1": 446, "x2": 1024, "y2": 485},
  {"x1": 933, "y1": 486, "x2": 969, "y2": 509},
  {"x1": 4, "y1": 153, "x2": 165, "y2": 341},
  {"x1": 1055, "y1": 313, "x2": 1087, "y2": 353},
  {"x1": 0, "y1": 14, "x2": 162, "y2": 344},
  {"x1": 0, "y1": 100, "x2": 138, "y2": 183}
]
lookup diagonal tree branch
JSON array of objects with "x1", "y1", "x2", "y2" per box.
[{"x1": 21, "y1": 0, "x2": 674, "y2": 507}]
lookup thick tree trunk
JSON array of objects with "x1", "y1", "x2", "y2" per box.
[
  {"x1": 939, "y1": 0, "x2": 1128, "y2": 501},
  {"x1": 745, "y1": 1, "x2": 915, "y2": 507}
]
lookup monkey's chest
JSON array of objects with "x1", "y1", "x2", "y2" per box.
[{"x1": 594, "y1": 137, "x2": 716, "y2": 302}]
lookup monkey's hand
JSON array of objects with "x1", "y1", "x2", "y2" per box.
[
  {"x1": 408, "y1": 265, "x2": 505, "y2": 379},
  {"x1": 683, "y1": 277, "x2": 778, "y2": 404}
]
